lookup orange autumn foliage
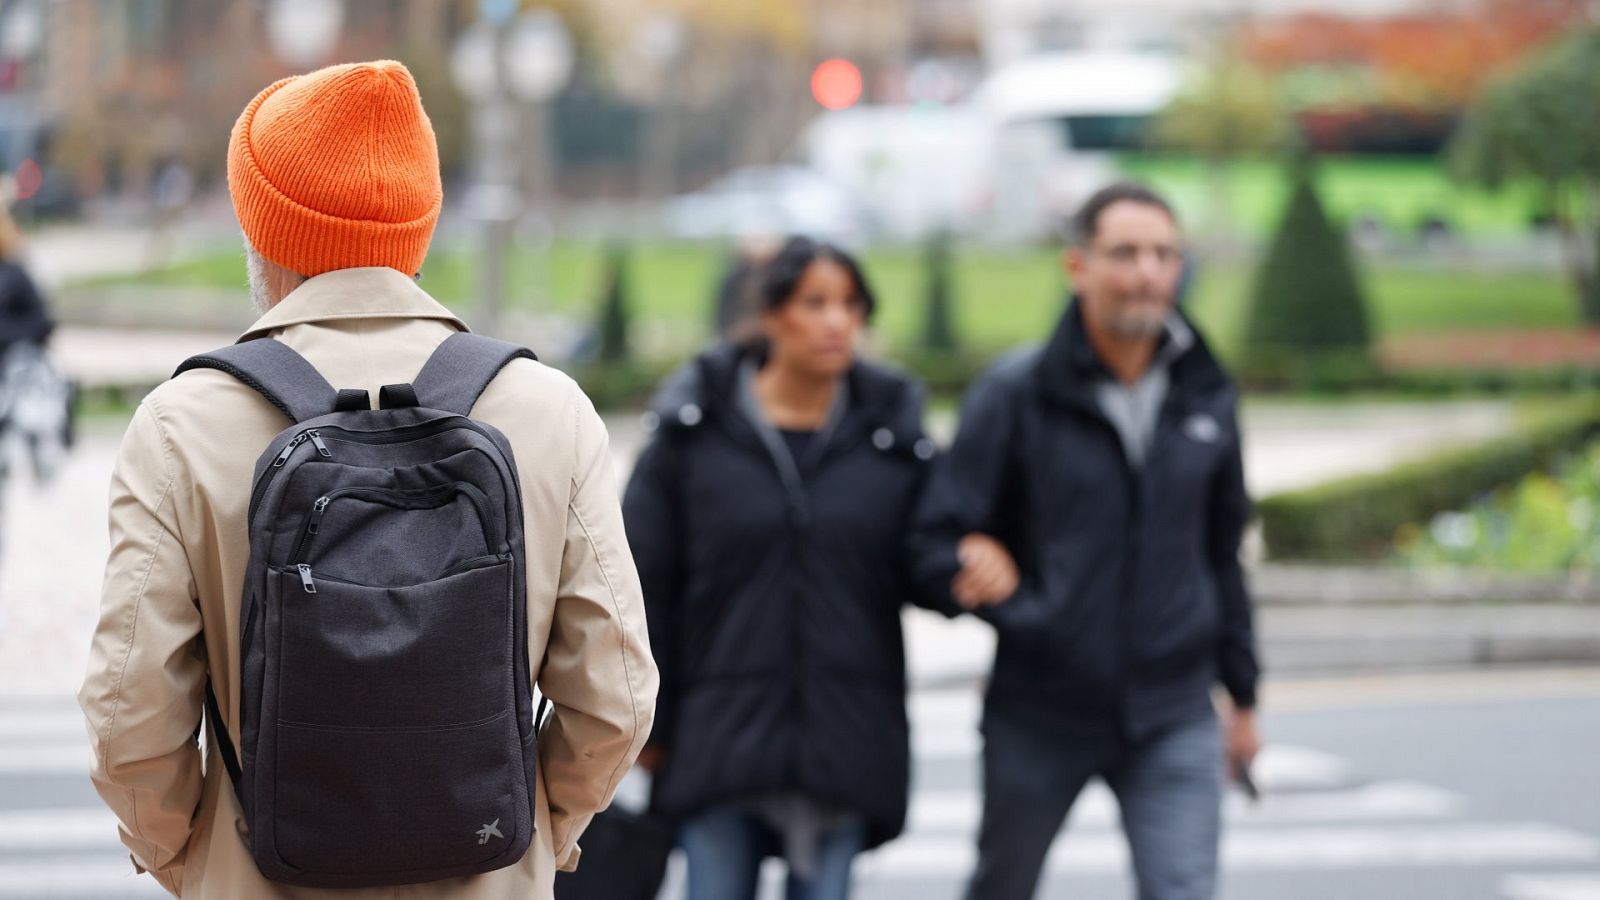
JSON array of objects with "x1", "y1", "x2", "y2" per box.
[{"x1": 1240, "y1": 1, "x2": 1589, "y2": 109}]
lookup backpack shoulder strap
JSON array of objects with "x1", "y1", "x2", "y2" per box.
[
  {"x1": 173, "y1": 338, "x2": 337, "y2": 424},
  {"x1": 410, "y1": 332, "x2": 538, "y2": 417}
]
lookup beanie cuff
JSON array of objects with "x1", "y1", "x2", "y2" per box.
[{"x1": 227, "y1": 77, "x2": 441, "y2": 277}]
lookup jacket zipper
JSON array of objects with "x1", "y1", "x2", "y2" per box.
[{"x1": 1086, "y1": 386, "x2": 1188, "y2": 731}]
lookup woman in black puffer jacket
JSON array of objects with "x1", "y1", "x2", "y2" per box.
[{"x1": 623, "y1": 237, "x2": 945, "y2": 900}]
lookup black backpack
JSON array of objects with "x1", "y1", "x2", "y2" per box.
[{"x1": 178, "y1": 333, "x2": 547, "y2": 888}]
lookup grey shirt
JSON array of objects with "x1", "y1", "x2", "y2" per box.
[{"x1": 1093, "y1": 315, "x2": 1194, "y2": 467}]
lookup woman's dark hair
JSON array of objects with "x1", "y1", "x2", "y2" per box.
[{"x1": 759, "y1": 236, "x2": 876, "y2": 321}]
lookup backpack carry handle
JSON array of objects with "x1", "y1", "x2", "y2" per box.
[{"x1": 379, "y1": 383, "x2": 420, "y2": 409}]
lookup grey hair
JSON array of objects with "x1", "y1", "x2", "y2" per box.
[{"x1": 244, "y1": 243, "x2": 307, "y2": 313}]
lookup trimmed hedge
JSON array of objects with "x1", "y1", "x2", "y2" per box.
[
  {"x1": 569, "y1": 358, "x2": 681, "y2": 412},
  {"x1": 1258, "y1": 397, "x2": 1600, "y2": 561}
]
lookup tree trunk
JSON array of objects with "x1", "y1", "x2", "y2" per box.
[
  {"x1": 1551, "y1": 183, "x2": 1600, "y2": 327},
  {"x1": 1582, "y1": 180, "x2": 1600, "y2": 327}
]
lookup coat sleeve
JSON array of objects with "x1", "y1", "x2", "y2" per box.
[
  {"x1": 621, "y1": 429, "x2": 683, "y2": 750},
  {"x1": 538, "y1": 388, "x2": 660, "y2": 871},
  {"x1": 907, "y1": 371, "x2": 1049, "y2": 628},
  {"x1": 77, "y1": 400, "x2": 202, "y2": 898},
  {"x1": 0, "y1": 262, "x2": 55, "y2": 345},
  {"x1": 1209, "y1": 427, "x2": 1260, "y2": 710}
]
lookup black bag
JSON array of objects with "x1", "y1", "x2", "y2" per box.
[
  {"x1": 179, "y1": 333, "x2": 546, "y2": 888},
  {"x1": 553, "y1": 804, "x2": 674, "y2": 900}
]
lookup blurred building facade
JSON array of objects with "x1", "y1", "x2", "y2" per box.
[
  {"x1": 0, "y1": 0, "x2": 1588, "y2": 216},
  {"x1": 977, "y1": 0, "x2": 1570, "y2": 65},
  {"x1": 0, "y1": 0, "x2": 985, "y2": 213}
]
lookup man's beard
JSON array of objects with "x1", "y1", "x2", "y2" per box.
[
  {"x1": 245, "y1": 244, "x2": 275, "y2": 313},
  {"x1": 1106, "y1": 297, "x2": 1170, "y2": 339}
]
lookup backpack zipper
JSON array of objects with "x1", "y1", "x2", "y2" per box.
[
  {"x1": 440, "y1": 551, "x2": 514, "y2": 579},
  {"x1": 281, "y1": 551, "x2": 510, "y2": 594},
  {"x1": 290, "y1": 482, "x2": 500, "y2": 572},
  {"x1": 249, "y1": 428, "x2": 327, "y2": 521},
  {"x1": 247, "y1": 417, "x2": 503, "y2": 523}
]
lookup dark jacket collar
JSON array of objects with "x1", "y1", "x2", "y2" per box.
[
  {"x1": 1035, "y1": 296, "x2": 1230, "y2": 411},
  {"x1": 648, "y1": 342, "x2": 926, "y2": 450}
]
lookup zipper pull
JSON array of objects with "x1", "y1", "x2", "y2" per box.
[
  {"x1": 297, "y1": 563, "x2": 317, "y2": 594},
  {"x1": 272, "y1": 433, "x2": 309, "y2": 467},
  {"x1": 308, "y1": 430, "x2": 332, "y2": 458},
  {"x1": 308, "y1": 496, "x2": 331, "y2": 535}
]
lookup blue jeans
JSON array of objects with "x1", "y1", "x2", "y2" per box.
[
  {"x1": 965, "y1": 712, "x2": 1224, "y2": 900},
  {"x1": 680, "y1": 806, "x2": 868, "y2": 900}
]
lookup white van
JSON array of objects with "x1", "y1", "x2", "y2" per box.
[{"x1": 798, "y1": 51, "x2": 1180, "y2": 243}]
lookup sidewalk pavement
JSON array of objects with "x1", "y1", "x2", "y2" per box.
[{"x1": 6, "y1": 408, "x2": 1599, "y2": 704}]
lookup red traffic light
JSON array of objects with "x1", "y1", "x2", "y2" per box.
[{"x1": 811, "y1": 58, "x2": 862, "y2": 110}]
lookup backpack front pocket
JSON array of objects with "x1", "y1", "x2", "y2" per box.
[
  {"x1": 273, "y1": 709, "x2": 521, "y2": 876},
  {"x1": 287, "y1": 482, "x2": 500, "y2": 586},
  {"x1": 272, "y1": 560, "x2": 514, "y2": 730}
]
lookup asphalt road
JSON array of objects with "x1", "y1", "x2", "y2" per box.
[{"x1": 3, "y1": 668, "x2": 1598, "y2": 899}]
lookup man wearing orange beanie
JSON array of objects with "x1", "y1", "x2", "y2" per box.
[{"x1": 78, "y1": 61, "x2": 657, "y2": 899}]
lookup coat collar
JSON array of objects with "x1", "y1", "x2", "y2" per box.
[
  {"x1": 237, "y1": 266, "x2": 469, "y2": 342},
  {"x1": 1036, "y1": 295, "x2": 1226, "y2": 411},
  {"x1": 647, "y1": 342, "x2": 929, "y2": 455}
]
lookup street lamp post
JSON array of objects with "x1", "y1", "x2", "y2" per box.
[
  {"x1": 266, "y1": 0, "x2": 344, "y2": 70},
  {"x1": 452, "y1": 2, "x2": 573, "y2": 339},
  {"x1": 629, "y1": 14, "x2": 685, "y2": 202}
]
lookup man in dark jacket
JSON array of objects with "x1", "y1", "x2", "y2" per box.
[{"x1": 911, "y1": 183, "x2": 1261, "y2": 900}]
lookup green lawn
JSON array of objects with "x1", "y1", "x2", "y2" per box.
[
  {"x1": 77, "y1": 239, "x2": 1577, "y2": 365},
  {"x1": 1118, "y1": 154, "x2": 1549, "y2": 240}
]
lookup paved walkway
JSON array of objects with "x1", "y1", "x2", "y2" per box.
[{"x1": 0, "y1": 390, "x2": 1550, "y2": 704}]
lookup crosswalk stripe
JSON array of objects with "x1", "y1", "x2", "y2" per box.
[
  {"x1": 0, "y1": 742, "x2": 91, "y2": 774},
  {"x1": 1248, "y1": 744, "x2": 1356, "y2": 791},
  {"x1": 0, "y1": 710, "x2": 85, "y2": 741},
  {"x1": 907, "y1": 780, "x2": 1463, "y2": 832},
  {"x1": 0, "y1": 857, "x2": 168, "y2": 897},
  {"x1": 0, "y1": 809, "x2": 122, "y2": 850},
  {"x1": 910, "y1": 729, "x2": 1358, "y2": 793},
  {"x1": 1501, "y1": 872, "x2": 1600, "y2": 900},
  {"x1": 858, "y1": 823, "x2": 1600, "y2": 877}
]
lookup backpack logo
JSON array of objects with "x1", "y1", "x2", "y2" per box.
[{"x1": 476, "y1": 819, "x2": 503, "y2": 845}]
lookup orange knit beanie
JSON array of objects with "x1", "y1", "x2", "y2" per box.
[{"x1": 228, "y1": 60, "x2": 442, "y2": 277}]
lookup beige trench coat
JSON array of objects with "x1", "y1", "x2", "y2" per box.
[{"x1": 78, "y1": 266, "x2": 658, "y2": 898}]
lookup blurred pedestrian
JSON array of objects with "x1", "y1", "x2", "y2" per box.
[
  {"x1": 0, "y1": 206, "x2": 53, "y2": 356},
  {"x1": 0, "y1": 202, "x2": 62, "y2": 564},
  {"x1": 625, "y1": 236, "x2": 941, "y2": 900},
  {"x1": 145, "y1": 158, "x2": 195, "y2": 267},
  {"x1": 77, "y1": 61, "x2": 656, "y2": 899},
  {"x1": 910, "y1": 183, "x2": 1262, "y2": 900},
  {"x1": 711, "y1": 232, "x2": 782, "y2": 345}
]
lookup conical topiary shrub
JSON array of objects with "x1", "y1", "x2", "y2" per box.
[
  {"x1": 922, "y1": 231, "x2": 959, "y2": 354},
  {"x1": 597, "y1": 245, "x2": 632, "y2": 364},
  {"x1": 1243, "y1": 158, "x2": 1372, "y2": 383}
]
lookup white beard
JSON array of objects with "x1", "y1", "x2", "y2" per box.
[
  {"x1": 245, "y1": 243, "x2": 306, "y2": 313},
  {"x1": 245, "y1": 244, "x2": 275, "y2": 313}
]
